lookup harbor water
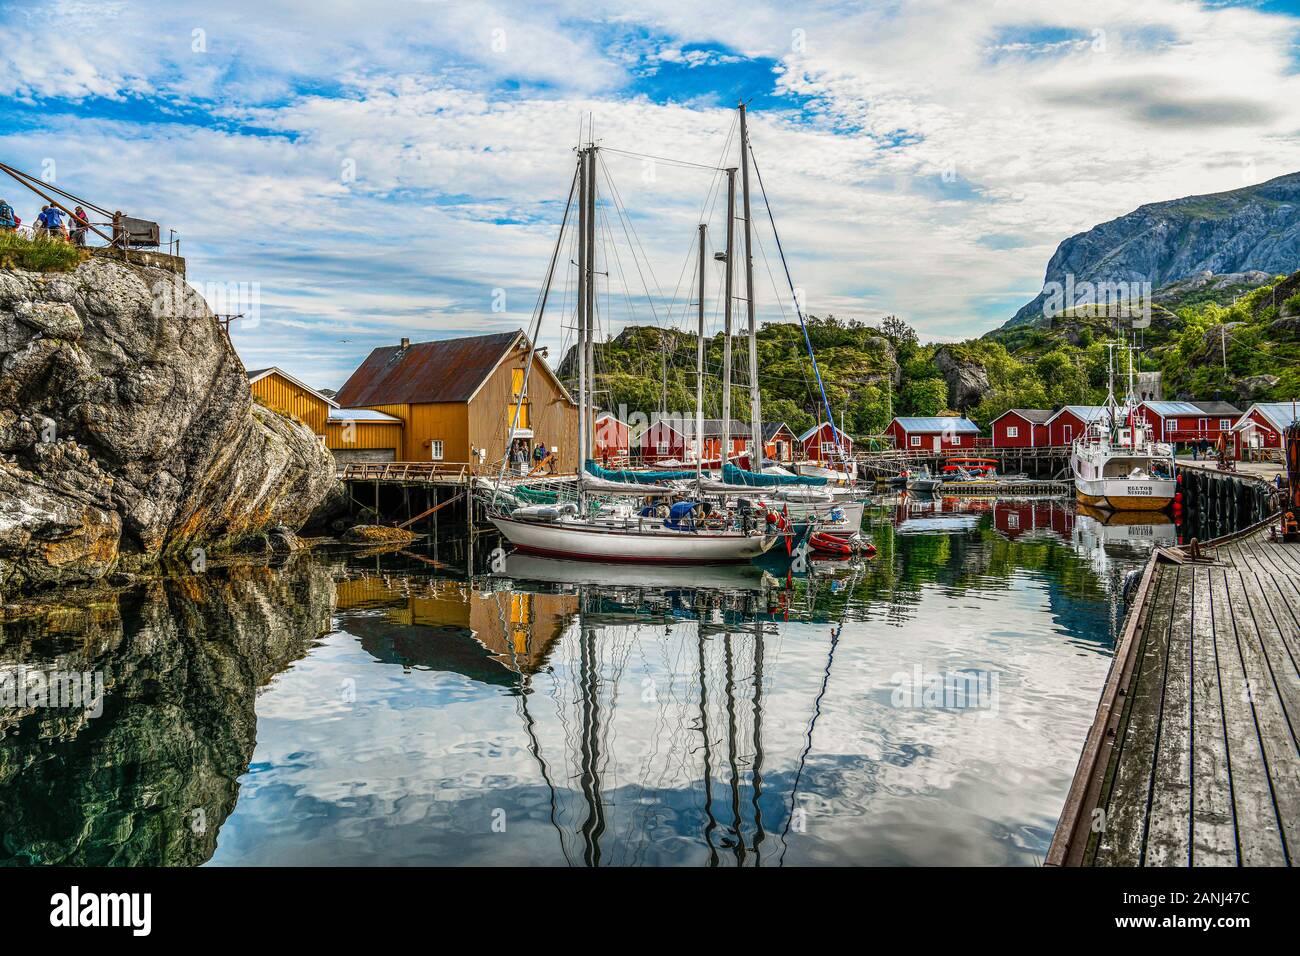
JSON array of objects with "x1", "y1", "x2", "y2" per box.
[{"x1": 0, "y1": 495, "x2": 1237, "y2": 866}]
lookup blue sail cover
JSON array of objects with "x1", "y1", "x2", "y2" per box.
[
  {"x1": 722, "y1": 462, "x2": 827, "y2": 487},
  {"x1": 585, "y1": 461, "x2": 699, "y2": 483},
  {"x1": 664, "y1": 502, "x2": 698, "y2": 531}
]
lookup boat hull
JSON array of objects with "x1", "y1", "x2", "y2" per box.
[
  {"x1": 490, "y1": 515, "x2": 778, "y2": 564},
  {"x1": 1074, "y1": 480, "x2": 1175, "y2": 512}
]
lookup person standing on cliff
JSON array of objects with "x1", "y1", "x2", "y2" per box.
[
  {"x1": 0, "y1": 199, "x2": 15, "y2": 232},
  {"x1": 36, "y1": 205, "x2": 67, "y2": 240},
  {"x1": 71, "y1": 206, "x2": 91, "y2": 246}
]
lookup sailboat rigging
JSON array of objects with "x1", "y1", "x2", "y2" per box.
[{"x1": 486, "y1": 104, "x2": 872, "y2": 563}]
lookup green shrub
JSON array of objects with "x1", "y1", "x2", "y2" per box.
[{"x1": 0, "y1": 232, "x2": 86, "y2": 272}]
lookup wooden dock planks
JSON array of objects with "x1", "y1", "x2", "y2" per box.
[{"x1": 1054, "y1": 522, "x2": 1300, "y2": 867}]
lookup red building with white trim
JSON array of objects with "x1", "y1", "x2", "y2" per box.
[
  {"x1": 1044, "y1": 406, "x2": 1108, "y2": 447},
  {"x1": 798, "y1": 422, "x2": 855, "y2": 462},
  {"x1": 990, "y1": 409, "x2": 1050, "y2": 448},
  {"x1": 594, "y1": 410, "x2": 630, "y2": 462},
  {"x1": 1229, "y1": 402, "x2": 1299, "y2": 457},
  {"x1": 1134, "y1": 400, "x2": 1240, "y2": 446},
  {"x1": 884, "y1": 416, "x2": 980, "y2": 452}
]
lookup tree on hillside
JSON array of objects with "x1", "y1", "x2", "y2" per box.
[{"x1": 899, "y1": 378, "x2": 948, "y2": 417}]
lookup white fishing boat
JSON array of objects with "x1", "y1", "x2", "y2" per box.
[{"x1": 1070, "y1": 344, "x2": 1175, "y2": 512}]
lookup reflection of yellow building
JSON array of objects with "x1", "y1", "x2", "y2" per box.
[
  {"x1": 248, "y1": 367, "x2": 404, "y2": 466},
  {"x1": 334, "y1": 575, "x2": 577, "y2": 675}
]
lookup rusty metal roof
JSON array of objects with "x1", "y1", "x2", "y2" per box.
[{"x1": 335, "y1": 331, "x2": 523, "y2": 407}]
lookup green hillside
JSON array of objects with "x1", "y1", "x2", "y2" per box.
[{"x1": 567, "y1": 270, "x2": 1300, "y2": 444}]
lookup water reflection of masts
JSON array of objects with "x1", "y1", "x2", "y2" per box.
[
  {"x1": 779, "y1": 621, "x2": 842, "y2": 866},
  {"x1": 500, "y1": 595, "x2": 573, "y2": 866},
  {"x1": 723, "y1": 631, "x2": 746, "y2": 865},
  {"x1": 697, "y1": 623, "x2": 721, "y2": 866},
  {"x1": 750, "y1": 618, "x2": 766, "y2": 864},
  {"x1": 577, "y1": 599, "x2": 606, "y2": 866}
]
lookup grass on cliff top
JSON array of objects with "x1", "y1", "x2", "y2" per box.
[{"x1": 0, "y1": 232, "x2": 87, "y2": 272}]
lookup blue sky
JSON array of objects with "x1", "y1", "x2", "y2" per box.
[{"x1": 3, "y1": 0, "x2": 1300, "y2": 391}]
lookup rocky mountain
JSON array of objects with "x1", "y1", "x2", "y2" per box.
[
  {"x1": 1004, "y1": 172, "x2": 1300, "y2": 329},
  {"x1": 0, "y1": 254, "x2": 336, "y2": 595}
]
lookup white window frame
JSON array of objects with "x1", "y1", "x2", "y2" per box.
[
  {"x1": 656, "y1": 441, "x2": 669, "y2": 455},
  {"x1": 820, "y1": 441, "x2": 835, "y2": 456},
  {"x1": 909, "y1": 435, "x2": 921, "y2": 448},
  {"x1": 1006, "y1": 425, "x2": 1018, "y2": 438},
  {"x1": 430, "y1": 439, "x2": 444, "y2": 461},
  {"x1": 1219, "y1": 418, "x2": 1232, "y2": 430}
]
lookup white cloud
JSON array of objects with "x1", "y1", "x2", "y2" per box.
[{"x1": 3, "y1": 0, "x2": 1299, "y2": 387}]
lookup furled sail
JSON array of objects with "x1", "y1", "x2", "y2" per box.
[{"x1": 722, "y1": 462, "x2": 827, "y2": 487}]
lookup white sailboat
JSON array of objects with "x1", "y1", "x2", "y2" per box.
[
  {"x1": 1070, "y1": 343, "x2": 1176, "y2": 511},
  {"x1": 488, "y1": 138, "x2": 779, "y2": 564}
]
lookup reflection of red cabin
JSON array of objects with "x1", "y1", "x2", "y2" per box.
[
  {"x1": 884, "y1": 416, "x2": 979, "y2": 451},
  {"x1": 1045, "y1": 406, "x2": 1107, "y2": 447},
  {"x1": 993, "y1": 499, "x2": 1070, "y2": 540},
  {"x1": 594, "y1": 410, "x2": 630, "y2": 461},
  {"x1": 1134, "y1": 401, "x2": 1240, "y2": 445},
  {"x1": 798, "y1": 422, "x2": 854, "y2": 462},
  {"x1": 990, "y1": 409, "x2": 1050, "y2": 448}
]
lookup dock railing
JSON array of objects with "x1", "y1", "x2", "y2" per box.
[{"x1": 341, "y1": 461, "x2": 474, "y2": 484}]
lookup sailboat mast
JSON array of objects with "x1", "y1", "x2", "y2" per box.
[
  {"x1": 721, "y1": 167, "x2": 736, "y2": 465},
  {"x1": 739, "y1": 103, "x2": 763, "y2": 469},
  {"x1": 696, "y1": 223, "x2": 707, "y2": 489},
  {"x1": 576, "y1": 147, "x2": 589, "y2": 476},
  {"x1": 585, "y1": 145, "x2": 597, "y2": 468}
]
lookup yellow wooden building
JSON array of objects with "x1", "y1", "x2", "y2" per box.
[
  {"x1": 248, "y1": 367, "x2": 404, "y2": 465},
  {"x1": 333, "y1": 331, "x2": 579, "y2": 470}
]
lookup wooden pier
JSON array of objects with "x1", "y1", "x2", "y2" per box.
[
  {"x1": 1048, "y1": 517, "x2": 1300, "y2": 866},
  {"x1": 856, "y1": 445, "x2": 1070, "y2": 479},
  {"x1": 934, "y1": 479, "x2": 1069, "y2": 497}
]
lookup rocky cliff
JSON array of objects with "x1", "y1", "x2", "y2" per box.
[
  {"x1": 0, "y1": 254, "x2": 336, "y2": 594},
  {"x1": 1004, "y1": 172, "x2": 1300, "y2": 329}
]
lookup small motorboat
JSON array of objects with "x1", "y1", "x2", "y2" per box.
[{"x1": 906, "y1": 465, "x2": 942, "y2": 494}]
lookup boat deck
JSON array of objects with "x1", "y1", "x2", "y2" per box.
[{"x1": 1049, "y1": 522, "x2": 1300, "y2": 865}]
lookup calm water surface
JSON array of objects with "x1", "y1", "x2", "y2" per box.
[{"x1": 2, "y1": 496, "x2": 1200, "y2": 866}]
